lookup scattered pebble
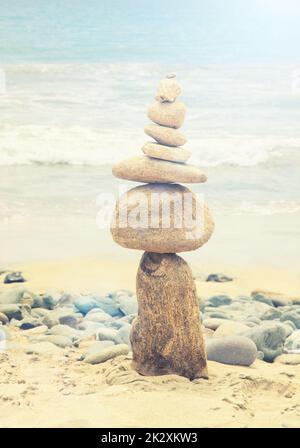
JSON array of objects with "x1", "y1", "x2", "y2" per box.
[{"x1": 4, "y1": 272, "x2": 26, "y2": 284}]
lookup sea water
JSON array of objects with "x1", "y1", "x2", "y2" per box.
[{"x1": 0, "y1": 0, "x2": 300, "y2": 264}]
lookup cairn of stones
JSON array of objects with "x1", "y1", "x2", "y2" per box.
[{"x1": 111, "y1": 74, "x2": 214, "y2": 380}]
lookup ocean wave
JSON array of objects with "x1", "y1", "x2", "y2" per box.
[
  {"x1": 1, "y1": 62, "x2": 300, "y2": 168},
  {"x1": 0, "y1": 124, "x2": 299, "y2": 168}
]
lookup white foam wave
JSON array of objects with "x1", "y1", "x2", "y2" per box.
[{"x1": 0, "y1": 124, "x2": 299, "y2": 167}]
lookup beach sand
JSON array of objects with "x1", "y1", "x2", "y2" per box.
[
  {"x1": 1, "y1": 257, "x2": 300, "y2": 428},
  {"x1": 0, "y1": 334, "x2": 299, "y2": 428}
]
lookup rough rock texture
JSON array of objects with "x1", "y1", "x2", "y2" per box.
[
  {"x1": 112, "y1": 155, "x2": 207, "y2": 184},
  {"x1": 144, "y1": 124, "x2": 187, "y2": 147},
  {"x1": 111, "y1": 183, "x2": 214, "y2": 253},
  {"x1": 142, "y1": 142, "x2": 191, "y2": 163},
  {"x1": 155, "y1": 76, "x2": 181, "y2": 102},
  {"x1": 147, "y1": 101, "x2": 186, "y2": 129},
  {"x1": 130, "y1": 252, "x2": 208, "y2": 380}
]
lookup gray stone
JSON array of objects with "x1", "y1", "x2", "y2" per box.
[
  {"x1": 241, "y1": 322, "x2": 286, "y2": 362},
  {"x1": 25, "y1": 341, "x2": 63, "y2": 356},
  {"x1": 83, "y1": 340, "x2": 114, "y2": 358},
  {"x1": 261, "y1": 308, "x2": 282, "y2": 320},
  {"x1": 281, "y1": 322, "x2": 296, "y2": 337},
  {"x1": 47, "y1": 324, "x2": 80, "y2": 341},
  {"x1": 58, "y1": 314, "x2": 78, "y2": 328},
  {"x1": 115, "y1": 293, "x2": 138, "y2": 316},
  {"x1": 206, "y1": 273, "x2": 233, "y2": 283},
  {"x1": 4, "y1": 272, "x2": 25, "y2": 284},
  {"x1": 206, "y1": 336, "x2": 257, "y2": 366},
  {"x1": 78, "y1": 321, "x2": 103, "y2": 334},
  {"x1": 280, "y1": 311, "x2": 300, "y2": 329},
  {"x1": 206, "y1": 311, "x2": 230, "y2": 319},
  {"x1": 95, "y1": 327, "x2": 118, "y2": 343},
  {"x1": 84, "y1": 344, "x2": 129, "y2": 365},
  {"x1": 41, "y1": 294, "x2": 56, "y2": 310},
  {"x1": 44, "y1": 335, "x2": 73, "y2": 348},
  {"x1": 253, "y1": 294, "x2": 274, "y2": 307},
  {"x1": 205, "y1": 295, "x2": 232, "y2": 307},
  {"x1": 42, "y1": 314, "x2": 59, "y2": 329},
  {"x1": 284, "y1": 330, "x2": 300, "y2": 352},
  {"x1": 0, "y1": 304, "x2": 22, "y2": 320},
  {"x1": 251, "y1": 290, "x2": 295, "y2": 307},
  {"x1": 31, "y1": 308, "x2": 51, "y2": 319},
  {"x1": 115, "y1": 324, "x2": 132, "y2": 346}
]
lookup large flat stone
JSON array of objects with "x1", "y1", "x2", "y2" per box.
[{"x1": 112, "y1": 156, "x2": 207, "y2": 184}]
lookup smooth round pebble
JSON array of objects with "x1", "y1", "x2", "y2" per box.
[
  {"x1": 206, "y1": 336, "x2": 257, "y2": 366},
  {"x1": 84, "y1": 344, "x2": 129, "y2": 365}
]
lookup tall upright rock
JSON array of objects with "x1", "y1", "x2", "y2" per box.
[{"x1": 111, "y1": 74, "x2": 214, "y2": 380}]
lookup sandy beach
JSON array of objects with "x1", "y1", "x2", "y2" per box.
[
  {"x1": 0, "y1": 258, "x2": 300, "y2": 428},
  {"x1": 1, "y1": 0, "x2": 300, "y2": 431}
]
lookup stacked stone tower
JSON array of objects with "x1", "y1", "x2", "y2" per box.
[{"x1": 111, "y1": 74, "x2": 214, "y2": 380}]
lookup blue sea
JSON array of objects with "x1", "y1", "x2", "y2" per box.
[{"x1": 0, "y1": 0, "x2": 300, "y2": 263}]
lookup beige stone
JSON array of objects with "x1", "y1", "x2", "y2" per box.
[
  {"x1": 112, "y1": 155, "x2": 207, "y2": 184},
  {"x1": 111, "y1": 183, "x2": 214, "y2": 253},
  {"x1": 142, "y1": 142, "x2": 191, "y2": 163},
  {"x1": 155, "y1": 76, "x2": 181, "y2": 102},
  {"x1": 144, "y1": 124, "x2": 187, "y2": 147},
  {"x1": 213, "y1": 321, "x2": 249, "y2": 338},
  {"x1": 131, "y1": 252, "x2": 208, "y2": 379},
  {"x1": 274, "y1": 354, "x2": 300, "y2": 365},
  {"x1": 203, "y1": 318, "x2": 226, "y2": 331},
  {"x1": 0, "y1": 311, "x2": 8, "y2": 325},
  {"x1": 147, "y1": 101, "x2": 186, "y2": 129}
]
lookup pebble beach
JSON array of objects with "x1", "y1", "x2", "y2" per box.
[
  {"x1": 0, "y1": 259, "x2": 300, "y2": 428},
  {"x1": 1, "y1": 0, "x2": 300, "y2": 429}
]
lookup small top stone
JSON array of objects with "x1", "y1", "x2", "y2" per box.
[{"x1": 155, "y1": 75, "x2": 182, "y2": 103}]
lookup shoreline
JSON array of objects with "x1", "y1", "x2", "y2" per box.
[
  {"x1": 2, "y1": 255, "x2": 300, "y2": 298},
  {"x1": 1, "y1": 256, "x2": 300, "y2": 429}
]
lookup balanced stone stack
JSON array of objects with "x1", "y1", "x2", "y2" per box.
[{"x1": 111, "y1": 74, "x2": 214, "y2": 380}]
